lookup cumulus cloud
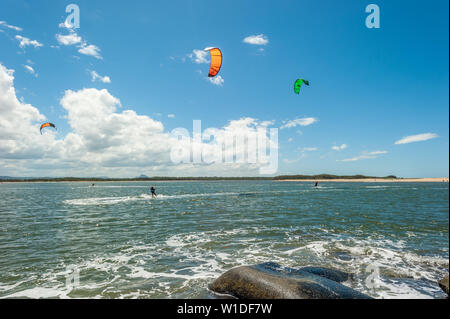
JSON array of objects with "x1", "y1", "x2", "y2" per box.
[
  {"x1": 55, "y1": 28, "x2": 102, "y2": 59},
  {"x1": 395, "y1": 133, "x2": 438, "y2": 145},
  {"x1": 243, "y1": 34, "x2": 269, "y2": 45},
  {"x1": 15, "y1": 35, "x2": 43, "y2": 48},
  {"x1": 189, "y1": 49, "x2": 209, "y2": 64},
  {"x1": 59, "y1": 88, "x2": 166, "y2": 157},
  {"x1": 90, "y1": 70, "x2": 111, "y2": 83},
  {"x1": 332, "y1": 144, "x2": 347, "y2": 151},
  {"x1": 208, "y1": 75, "x2": 224, "y2": 86},
  {"x1": 339, "y1": 150, "x2": 387, "y2": 162},
  {"x1": 0, "y1": 21, "x2": 23, "y2": 31},
  {"x1": 280, "y1": 117, "x2": 318, "y2": 129},
  {"x1": 0, "y1": 63, "x2": 46, "y2": 160},
  {"x1": 56, "y1": 32, "x2": 82, "y2": 46},
  {"x1": 0, "y1": 62, "x2": 277, "y2": 177},
  {"x1": 78, "y1": 43, "x2": 102, "y2": 59}
]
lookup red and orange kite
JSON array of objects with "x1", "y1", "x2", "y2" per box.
[
  {"x1": 40, "y1": 122, "x2": 56, "y2": 134},
  {"x1": 205, "y1": 48, "x2": 222, "y2": 77}
]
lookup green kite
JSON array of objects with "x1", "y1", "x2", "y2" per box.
[{"x1": 294, "y1": 79, "x2": 310, "y2": 94}]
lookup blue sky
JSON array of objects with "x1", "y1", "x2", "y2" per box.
[{"x1": 0, "y1": 0, "x2": 448, "y2": 177}]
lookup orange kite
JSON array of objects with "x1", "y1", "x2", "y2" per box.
[
  {"x1": 206, "y1": 48, "x2": 222, "y2": 77},
  {"x1": 40, "y1": 122, "x2": 56, "y2": 134}
]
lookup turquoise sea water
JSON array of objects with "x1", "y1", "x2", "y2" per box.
[{"x1": 0, "y1": 181, "x2": 448, "y2": 299}]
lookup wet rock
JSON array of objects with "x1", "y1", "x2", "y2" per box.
[
  {"x1": 299, "y1": 266, "x2": 351, "y2": 282},
  {"x1": 258, "y1": 262, "x2": 351, "y2": 283},
  {"x1": 209, "y1": 262, "x2": 372, "y2": 299},
  {"x1": 438, "y1": 275, "x2": 449, "y2": 295}
]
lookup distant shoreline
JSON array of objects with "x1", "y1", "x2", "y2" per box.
[
  {"x1": 0, "y1": 177, "x2": 448, "y2": 183},
  {"x1": 277, "y1": 178, "x2": 449, "y2": 183}
]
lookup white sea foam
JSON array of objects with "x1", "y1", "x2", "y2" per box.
[
  {"x1": 3, "y1": 230, "x2": 447, "y2": 299},
  {"x1": 1, "y1": 286, "x2": 70, "y2": 299},
  {"x1": 63, "y1": 192, "x2": 243, "y2": 206},
  {"x1": 63, "y1": 190, "x2": 306, "y2": 206},
  {"x1": 79, "y1": 186, "x2": 150, "y2": 188},
  {"x1": 364, "y1": 185, "x2": 402, "y2": 189},
  {"x1": 0, "y1": 280, "x2": 27, "y2": 292}
]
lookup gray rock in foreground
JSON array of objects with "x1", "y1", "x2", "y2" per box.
[
  {"x1": 438, "y1": 274, "x2": 449, "y2": 295},
  {"x1": 209, "y1": 262, "x2": 372, "y2": 299},
  {"x1": 260, "y1": 262, "x2": 351, "y2": 283}
]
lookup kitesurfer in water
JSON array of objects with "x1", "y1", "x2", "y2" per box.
[
  {"x1": 314, "y1": 181, "x2": 319, "y2": 188},
  {"x1": 150, "y1": 186, "x2": 157, "y2": 198}
]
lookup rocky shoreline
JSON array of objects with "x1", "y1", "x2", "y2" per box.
[
  {"x1": 439, "y1": 275, "x2": 449, "y2": 296},
  {"x1": 209, "y1": 263, "x2": 449, "y2": 299}
]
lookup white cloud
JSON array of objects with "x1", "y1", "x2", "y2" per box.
[
  {"x1": 56, "y1": 32, "x2": 82, "y2": 46},
  {"x1": 283, "y1": 158, "x2": 299, "y2": 164},
  {"x1": 78, "y1": 43, "x2": 102, "y2": 59},
  {"x1": 339, "y1": 150, "x2": 387, "y2": 162},
  {"x1": 298, "y1": 146, "x2": 318, "y2": 159},
  {"x1": 15, "y1": 35, "x2": 43, "y2": 48},
  {"x1": 260, "y1": 120, "x2": 275, "y2": 127},
  {"x1": 0, "y1": 64, "x2": 46, "y2": 160},
  {"x1": 168, "y1": 114, "x2": 175, "y2": 118},
  {"x1": 369, "y1": 150, "x2": 388, "y2": 155},
  {"x1": 280, "y1": 117, "x2": 318, "y2": 129},
  {"x1": 395, "y1": 133, "x2": 438, "y2": 145},
  {"x1": 243, "y1": 34, "x2": 269, "y2": 45},
  {"x1": 208, "y1": 75, "x2": 224, "y2": 86},
  {"x1": 55, "y1": 28, "x2": 102, "y2": 59},
  {"x1": 23, "y1": 65, "x2": 37, "y2": 77},
  {"x1": 90, "y1": 70, "x2": 111, "y2": 83},
  {"x1": 287, "y1": 138, "x2": 293, "y2": 142},
  {"x1": 0, "y1": 21, "x2": 22, "y2": 31},
  {"x1": 0, "y1": 62, "x2": 277, "y2": 177},
  {"x1": 283, "y1": 147, "x2": 316, "y2": 163},
  {"x1": 332, "y1": 144, "x2": 347, "y2": 151},
  {"x1": 189, "y1": 49, "x2": 209, "y2": 64},
  {"x1": 24, "y1": 65, "x2": 34, "y2": 73}
]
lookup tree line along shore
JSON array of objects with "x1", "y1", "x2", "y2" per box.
[{"x1": 1, "y1": 174, "x2": 447, "y2": 183}]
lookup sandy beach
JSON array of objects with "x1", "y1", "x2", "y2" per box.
[{"x1": 277, "y1": 178, "x2": 449, "y2": 183}]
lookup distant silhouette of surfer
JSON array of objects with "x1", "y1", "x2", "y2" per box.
[
  {"x1": 314, "y1": 181, "x2": 318, "y2": 188},
  {"x1": 150, "y1": 186, "x2": 157, "y2": 198}
]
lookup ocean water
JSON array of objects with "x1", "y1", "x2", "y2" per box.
[{"x1": 0, "y1": 181, "x2": 448, "y2": 299}]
